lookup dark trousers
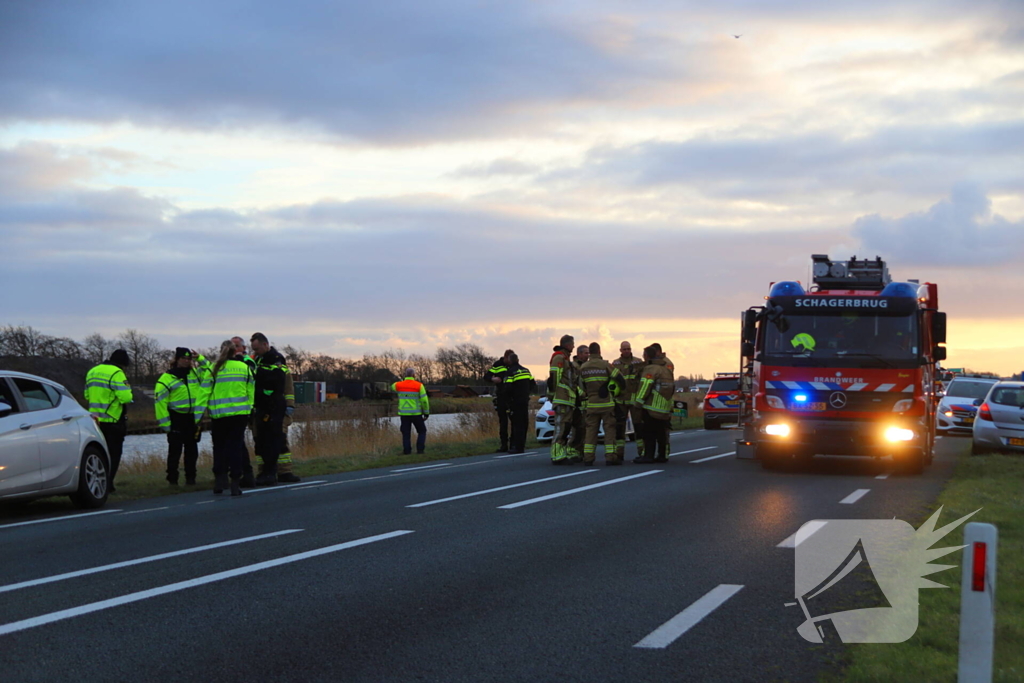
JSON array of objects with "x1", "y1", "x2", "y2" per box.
[
  {"x1": 641, "y1": 411, "x2": 670, "y2": 460},
  {"x1": 211, "y1": 415, "x2": 248, "y2": 479},
  {"x1": 509, "y1": 401, "x2": 529, "y2": 452},
  {"x1": 400, "y1": 415, "x2": 427, "y2": 454},
  {"x1": 99, "y1": 420, "x2": 126, "y2": 485},
  {"x1": 166, "y1": 410, "x2": 199, "y2": 481},
  {"x1": 495, "y1": 400, "x2": 510, "y2": 449},
  {"x1": 254, "y1": 411, "x2": 285, "y2": 474}
]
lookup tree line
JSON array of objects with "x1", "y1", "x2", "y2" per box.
[{"x1": 0, "y1": 325, "x2": 496, "y2": 386}]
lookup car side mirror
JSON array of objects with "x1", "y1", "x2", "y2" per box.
[
  {"x1": 741, "y1": 341, "x2": 755, "y2": 358},
  {"x1": 973, "y1": 398, "x2": 983, "y2": 406},
  {"x1": 742, "y1": 309, "x2": 758, "y2": 343},
  {"x1": 0, "y1": 401, "x2": 11, "y2": 416},
  {"x1": 933, "y1": 346, "x2": 947, "y2": 361},
  {"x1": 932, "y1": 312, "x2": 947, "y2": 344}
]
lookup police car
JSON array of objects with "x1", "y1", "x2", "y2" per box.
[
  {"x1": 534, "y1": 397, "x2": 634, "y2": 442},
  {"x1": 938, "y1": 376, "x2": 999, "y2": 435},
  {"x1": 702, "y1": 372, "x2": 742, "y2": 430}
]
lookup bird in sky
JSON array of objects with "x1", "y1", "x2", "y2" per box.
[{"x1": 733, "y1": 34, "x2": 742, "y2": 39}]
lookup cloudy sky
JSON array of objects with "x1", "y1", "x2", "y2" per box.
[{"x1": 2, "y1": 0, "x2": 1023, "y2": 377}]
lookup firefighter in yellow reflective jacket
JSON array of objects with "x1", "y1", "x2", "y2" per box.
[
  {"x1": 391, "y1": 369, "x2": 430, "y2": 455},
  {"x1": 612, "y1": 340, "x2": 646, "y2": 461},
  {"x1": 154, "y1": 348, "x2": 211, "y2": 486},
  {"x1": 633, "y1": 345, "x2": 674, "y2": 463},
  {"x1": 84, "y1": 348, "x2": 133, "y2": 492},
  {"x1": 549, "y1": 334, "x2": 584, "y2": 464},
  {"x1": 208, "y1": 340, "x2": 255, "y2": 496},
  {"x1": 578, "y1": 342, "x2": 627, "y2": 466}
]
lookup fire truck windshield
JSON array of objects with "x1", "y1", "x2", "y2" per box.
[{"x1": 764, "y1": 313, "x2": 918, "y2": 363}]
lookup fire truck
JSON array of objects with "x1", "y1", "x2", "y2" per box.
[{"x1": 735, "y1": 254, "x2": 946, "y2": 474}]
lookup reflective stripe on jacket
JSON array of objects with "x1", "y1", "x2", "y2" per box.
[
  {"x1": 611, "y1": 355, "x2": 645, "y2": 403},
  {"x1": 84, "y1": 363, "x2": 133, "y2": 423},
  {"x1": 391, "y1": 378, "x2": 429, "y2": 416},
  {"x1": 549, "y1": 350, "x2": 576, "y2": 407},
  {"x1": 153, "y1": 356, "x2": 211, "y2": 429},
  {"x1": 208, "y1": 359, "x2": 255, "y2": 419},
  {"x1": 578, "y1": 354, "x2": 625, "y2": 411},
  {"x1": 635, "y1": 358, "x2": 674, "y2": 418}
]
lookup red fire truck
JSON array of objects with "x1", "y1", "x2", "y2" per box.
[{"x1": 736, "y1": 254, "x2": 946, "y2": 474}]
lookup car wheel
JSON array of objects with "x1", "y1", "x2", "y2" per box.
[
  {"x1": 970, "y1": 441, "x2": 988, "y2": 456},
  {"x1": 70, "y1": 445, "x2": 110, "y2": 509}
]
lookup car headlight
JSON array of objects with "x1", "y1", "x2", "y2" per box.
[
  {"x1": 765, "y1": 395, "x2": 784, "y2": 409},
  {"x1": 892, "y1": 399, "x2": 914, "y2": 412},
  {"x1": 765, "y1": 423, "x2": 790, "y2": 437},
  {"x1": 884, "y1": 427, "x2": 914, "y2": 442}
]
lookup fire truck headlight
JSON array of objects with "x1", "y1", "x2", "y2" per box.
[
  {"x1": 765, "y1": 395, "x2": 785, "y2": 409},
  {"x1": 885, "y1": 427, "x2": 915, "y2": 442},
  {"x1": 892, "y1": 399, "x2": 914, "y2": 413},
  {"x1": 765, "y1": 423, "x2": 790, "y2": 437}
]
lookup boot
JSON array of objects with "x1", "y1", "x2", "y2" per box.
[
  {"x1": 239, "y1": 471, "x2": 256, "y2": 488},
  {"x1": 213, "y1": 473, "x2": 228, "y2": 494},
  {"x1": 185, "y1": 476, "x2": 196, "y2": 486},
  {"x1": 166, "y1": 473, "x2": 179, "y2": 486},
  {"x1": 277, "y1": 472, "x2": 302, "y2": 483},
  {"x1": 255, "y1": 469, "x2": 278, "y2": 487},
  {"x1": 230, "y1": 478, "x2": 243, "y2": 497}
]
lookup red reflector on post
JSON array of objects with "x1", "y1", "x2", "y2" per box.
[{"x1": 972, "y1": 542, "x2": 987, "y2": 592}]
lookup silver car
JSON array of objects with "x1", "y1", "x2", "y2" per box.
[
  {"x1": 0, "y1": 370, "x2": 111, "y2": 508},
  {"x1": 971, "y1": 381, "x2": 1024, "y2": 455}
]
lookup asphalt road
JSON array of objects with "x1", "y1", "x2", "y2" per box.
[{"x1": 0, "y1": 428, "x2": 963, "y2": 682}]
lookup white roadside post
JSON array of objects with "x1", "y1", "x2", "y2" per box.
[{"x1": 958, "y1": 522, "x2": 998, "y2": 683}]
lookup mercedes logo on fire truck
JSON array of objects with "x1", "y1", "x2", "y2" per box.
[{"x1": 829, "y1": 392, "x2": 848, "y2": 409}]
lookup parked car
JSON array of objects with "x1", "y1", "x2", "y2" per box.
[
  {"x1": 0, "y1": 370, "x2": 111, "y2": 508},
  {"x1": 937, "y1": 376, "x2": 1000, "y2": 435},
  {"x1": 534, "y1": 396, "x2": 634, "y2": 443},
  {"x1": 702, "y1": 373, "x2": 742, "y2": 430},
  {"x1": 972, "y1": 381, "x2": 1024, "y2": 455}
]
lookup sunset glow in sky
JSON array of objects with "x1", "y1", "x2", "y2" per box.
[{"x1": 2, "y1": 0, "x2": 1023, "y2": 377}]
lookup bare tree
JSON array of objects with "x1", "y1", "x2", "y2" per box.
[
  {"x1": 81, "y1": 333, "x2": 114, "y2": 363},
  {"x1": 117, "y1": 329, "x2": 162, "y2": 382},
  {"x1": 0, "y1": 325, "x2": 48, "y2": 356}
]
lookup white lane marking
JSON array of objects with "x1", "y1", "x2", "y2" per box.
[
  {"x1": 0, "y1": 509, "x2": 121, "y2": 530},
  {"x1": 391, "y1": 463, "x2": 451, "y2": 473},
  {"x1": 777, "y1": 521, "x2": 828, "y2": 549},
  {"x1": 0, "y1": 529, "x2": 303, "y2": 595},
  {"x1": 935, "y1": 436, "x2": 943, "y2": 440},
  {"x1": 0, "y1": 530, "x2": 413, "y2": 637},
  {"x1": 875, "y1": 473, "x2": 890, "y2": 480},
  {"x1": 668, "y1": 447, "x2": 715, "y2": 458},
  {"x1": 317, "y1": 473, "x2": 405, "y2": 487},
  {"x1": 840, "y1": 488, "x2": 870, "y2": 505},
  {"x1": 690, "y1": 451, "x2": 735, "y2": 463},
  {"x1": 240, "y1": 481, "x2": 327, "y2": 494},
  {"x1": 634, "y1": 584, "x2": 744, "y2": 649},
  {"x1": 498, "y1": 471, "x2": 662, "y2": 509},
  {"x1": 122, "y1": 507, "x2": 169, "y2": 515},
  {"x1": 407, "y1": 471, "x2": 598, "y2": 508},
  {"x1": 494, "y1": 451, "x2": 537, "y2": 459},
  {"x1": 194, "y1": 501, "x2": 215, "y2": 505}
]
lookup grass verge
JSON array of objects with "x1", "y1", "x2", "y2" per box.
[{"x1": 838, "y1": 450, "x2": 1024, "y2": 682}]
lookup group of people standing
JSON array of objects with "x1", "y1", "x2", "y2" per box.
[
  {"x1": 84, "y1": 333, "x2": 301, "y2": 497},
  {"x1": 547, "y1": 336, "x2": 675, "y2": 466}
]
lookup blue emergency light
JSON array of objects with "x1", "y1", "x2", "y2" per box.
[{"x1": 794, "y1": 393, "x2": 808, "y2": 403}]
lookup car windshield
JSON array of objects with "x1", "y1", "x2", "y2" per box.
[
  {"x1": 989, "y1": 386, "x2": 1024, "y2": 407},
  {"x1": 709, "y1": 378, "x2": 739, "y2": 392},
  {"x1": 945, "y1": 379, "x2": 997, "y2": 400},
  {"x1": 764, "y1": 313, "x2": 918, "y2": 360}
]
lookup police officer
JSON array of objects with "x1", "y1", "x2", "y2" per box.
[
  {"x1": 612, "y1": 340, "x2": 646, "y2": 462},
  {"x1": 634, "y1": 345, "x2": 674, "y2": 463},
  {"x1": 84, "y1": 349, "x2": 133, "y2": 492},
  {"x1": 154, "y1": 348, "x2": 211, "y2": 486},
  {"x1": 486, "y1": 349, "x2": 513, "y2": 453},
  {"x1": 504, "y1": 353, "x2": 536, "y2": 454},
  {"x1": 549, "y1": 334, "x2": 583, "y2": 464},
  {"x1": 579, "y1": 342, "x2": 626, "y2": 466},
  {"x1": 391, "y1": 368, "x2": 430, "y2": 454},
  {"x1": 249, "y1": 332, "x2": 291, "y2": 486},
  {"x1": 208, "y1": 340, "x2": 255, "y2": 496}
]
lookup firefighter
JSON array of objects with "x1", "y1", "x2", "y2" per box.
[
  {"x1": 634, "y1": 345, "x2": 674, "y2": 463},
  {"x1": 84, "y1": 348, "x2": 133, "y2": 492},
  {"x1": 391, "y1": 368, "x2": 430, "y2": 454},
  {"x1": 154, "y1": 347, "x2": 211, "y2": 486},
  {"x1": 504, "y1": 353, "x2": 536, "y2": 454},
  {"x1": 486, "y1": 349, "x2": 513, "y2": 452},
  {"x1": 650, "y1": 342, "x2": 675, "y2": 375},
  {"x1": 579, "y1": 342, "x2": 626, "y2": 466},
  {"x1": 249, "y1": 332, "x2": 291, "y2": 486},
  {"x1": 549, "y1": 334, "x2": 583, "y2": 464},
  {"x1": 612, "y1": 340, "x2": 646, "y2": 462},
  {"x1": 208, "y1": 340, "x2": 255, "y2": 496}
]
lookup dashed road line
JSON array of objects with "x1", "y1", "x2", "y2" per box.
[
  {"x1": 494, "y1": 451, "x2": 538, "y2": 459},
  {"x1": 240, "y1": 480, "x2": 327, "y2": 494},
  {"x1": 407, "y1": 470, "x2": 597, "y2": 508},
  {"x1": 122, "y1": 507, "x2": 169, "y2": 515},
  {"x1": 0, "y1": 509, "x2": 122, "y2": 530},
  {"x1": 0, "y1": 530, "x2": 303, "y2": 594},
  {"x1": 634, "y1": 584, "x2": 744, "y2": 649},
  {"x1": 668, "y1": 447, "x2": 715, "y2": 458},
  {"x1": 840, "y1": 488, "x2": 870, "y2": 504},
  {"x1": 777, "y1": 521, "x2": 828, "y2": 549},
  {"x1": 0, "y1": 530, "x2": 414, "y2": 637},
  {"x1": 875, "y1": 473, "x2": 890, "y2": 480},
  {"x1": 391, "y1": 463, "x2": 452, "y2": 473},
  {"x1": 690, "y1": 451, "x2": 735, "y2": 464},
  {"x1": 498, "y1": 471, "x2": 662, "y2": 509}
]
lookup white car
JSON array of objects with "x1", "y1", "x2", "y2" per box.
[
  {"x1": 972, "y1": 381, "x2": 1024, "y2": 455},
  {"x1": 0, "y1": 370, "x2": 111, "y2": 508},
  {"x1": 937, "y1": 377, "x2": 999, "y2": 435},
  {"x1": 534, "y1": 397, "x2": 635, "y2": 443}
]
